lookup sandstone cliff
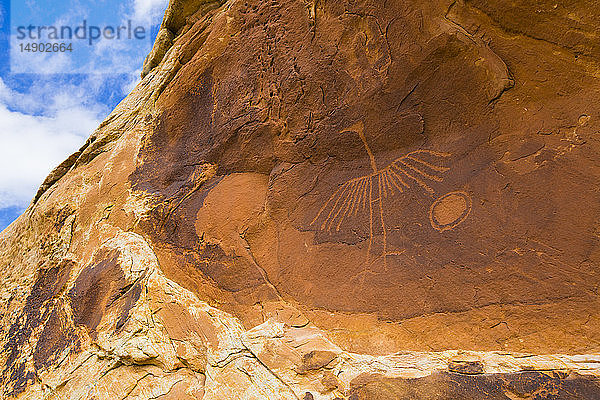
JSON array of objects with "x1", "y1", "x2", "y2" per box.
[{"x1": 2, "y1": 0, "x2": 600, "y2": 398}]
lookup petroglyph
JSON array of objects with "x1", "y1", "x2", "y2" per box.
[
  {"x1": 429, "y1": 191, "x2": 472, "y2": 232},
  {"x1": 311, "y1": 121, "x2": 452, "y2": 271}
]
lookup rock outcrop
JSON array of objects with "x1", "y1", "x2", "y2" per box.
[{"x1": 2, "y1": 0, "x2": 600, "y2": 398}]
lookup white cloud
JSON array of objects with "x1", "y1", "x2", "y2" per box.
[
  {"x1": 10, "y1": 0, "x2": 165, "y2": 75},
  {"x1": 132, "y1": 0, "x2": 169, "y2": 23},
  {"x1": 0, "y1": 0, "x2": 166, "y2": 209},
  {"x1": 0, "y1": 78, "x2": 106, "y2": 208},
  {"x1": 9, "y1": 48, "x2": 74, "y2": 75}
]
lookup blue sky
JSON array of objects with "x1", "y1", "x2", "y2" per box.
[{"x1": 0, "y1": 0, "x2": 168, "y2": 232}]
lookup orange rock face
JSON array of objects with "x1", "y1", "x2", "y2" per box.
[{"x1": 1, "y1": 0, "x2": 600, "y2": 398}]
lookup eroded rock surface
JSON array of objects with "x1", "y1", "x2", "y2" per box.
[{"x1": 1, "y1": 0, "x2": 600, "y2": 398}]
